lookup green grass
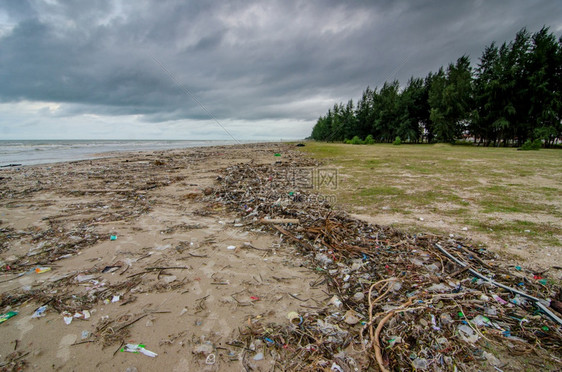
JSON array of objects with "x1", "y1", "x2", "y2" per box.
[
  {"x1": 359, "y1": 186, "x2": 404, "y2": 197},
  {"x1": 299, "y1": 142, "x2": 562, "y2": 250}
]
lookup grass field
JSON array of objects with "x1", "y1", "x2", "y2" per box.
[{"x1": 299, "y1": 142, "x2": 562, "y2": 268}]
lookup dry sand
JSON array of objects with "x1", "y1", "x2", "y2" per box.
[{"x1": 0, "y1": 144, "x2": 327, "y2": 371}]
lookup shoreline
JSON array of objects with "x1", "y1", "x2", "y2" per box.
[{"x1": 0, "y1": 140, "x2": 283, "y2": 167}]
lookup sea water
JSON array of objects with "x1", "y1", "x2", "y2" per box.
[{"x1": 0, "y1": 139, "x2": 243, "y2": 167}]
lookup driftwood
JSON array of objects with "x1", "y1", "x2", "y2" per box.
[
  {"x1": 207, "y1": 156, "x2": 562, "y2": 370},
  {"x1": 260, "y1": 218, "x2": 300, "y2": 224}
]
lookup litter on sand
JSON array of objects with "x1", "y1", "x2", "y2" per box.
[{"x1": 120, "y1": 344, "x2": 158, "y2": 357}]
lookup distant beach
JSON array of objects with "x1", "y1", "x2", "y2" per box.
[{"x1": 0, "y1": 139, "x2": 252, "y2": 167}]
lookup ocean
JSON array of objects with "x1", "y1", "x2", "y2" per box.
[{"x1": 0, "y1": 139, "x2": 245, "y2": 167}]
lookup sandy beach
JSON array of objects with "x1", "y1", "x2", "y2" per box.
[
  {"x1": 1, "y1": 143, "x2": 561, "y2": 371},
  {"x1": 1, "y1": 143, "x2": 328, "y2": 371}
]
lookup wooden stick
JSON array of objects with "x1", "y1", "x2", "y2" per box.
[
  {"x1": 188, "y1": 253, "x2": 208, "y2": 258},
  {"x1": 450, "y1": 266, "x2": 470, "y2": 277},
  {"x1": 71, "y1": 340, "x2": 96, "y2": 346},
  {"x1": 288, "y1": 293, "x2": 308, "y2": 302},
  {"x1": 373, "y1": 297, "x2": 414, "y2": 372},
  {"x1": 116, "y1": 314, "x2": 149, "y2": 332},
  {"x1": 93, "y1": 220, "x2": 127, "y2": 225},
  {"x1": 374, "y1": 311, "x2": 394, "y2": 372},
  {"x1": 260, "y1": 218, "x2": 300, "y2": 224},
  {"x1": 243, "y1": 243, "x2": 271, "y2": 251},
  {"x1": 68, "y1": 189, "x2": 135, "y2": 193}
]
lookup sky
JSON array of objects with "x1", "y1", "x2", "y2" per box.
[{"x1": 0, "y1": 0, "x2": 561, "y2": 140}]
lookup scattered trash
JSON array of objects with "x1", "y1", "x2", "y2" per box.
[
  {"x1": 63, "y1": 313, "x2": 73, "y2": 325},
  {"x1": 412, "y1": 357, "x2": 429, "y2": 370},
  {"x1": 471, "y1": 314, "x2": 491, "y2": 327},
  {"x1": 1, "y1": 144, "x2": 560, "y2": 371},
  {"x1": 483, "y1": 351, "x2": 502, "y2": 367},
  {"x1": 111, "y1": 295, "x2": 120, "y2": 303},
  {"x1": 75, "y1": 274, "x2": 96, "y2": 282},
  {"x1": 511, "y1": 294, "x2": 527, "y2": 306},
  {"x1": 31, "y1": 306, "x2": 47, "y2": 318},
  {"x1": 0, "y1": 311, "x2": 18, "y2": 324},
  {"x1": 253, "y1": 352, "x2": 264, "y2": 361},
  {"x1": 101, "y1": 265, "x2": 121, "y2": 273},
  {"x1": 155, "y1": 244, "x2": 171, "y2": 251},
  {"x1": 110, "y1": 235, "x2": 117, "y2": 241},
  {"x1": 207, "y1": 156, "x2": 562, "y2": 370},
  {"x1": 315, "y1": 253, "x2": 333, "y2": 266},
  {"x1": 226, "y1": 245, "x2": 236, "y2": 250},
  {"x1": 120, "y1": 344, "x2": 157, "y2": 357},
  {"x1": 287, "y1": 311, "x2": 302, "y2": 325},
  {"x1": 458, "y1": 324, "x2": 479, "y2": 343},
  {"x1": 331, "y1": 362, "x2": 344, "y2": 372},
  {"x1": 162, "y1": 275, "x2": 177, "y2": 284},
  {"x1": 35, "y1": 267, "x2": 51, "y2": 274},
  {"x1": 343, "y1": 310, "x2": 361, "y2": 325},
  {"x1": 428, "y1": 283, "x2": 449, "y2": 292},
  {"x1": 430, "y1": 314, "x2": 440, "y2": 331},
  {"x1": 327, "y1": 295, "x2": 342, "y2": 308},
  {"x1": 353, "y1": 292, "x2": 365, "y2": 301},
  {"x1": 81, "y1": 330, "x2": 91, "y2": 340},
  {"x1": 440, "y1": 313, "x2": 453, "y2": 325},
  {"x1": 493, "y1": 295, "x2": 509, "y2": 305},
  {"x1": 193, "y1": 343, "x2": 213, "y2": 355},
  {"x1": 387, "y1": 336, "x2": 402, "y2": 348}
]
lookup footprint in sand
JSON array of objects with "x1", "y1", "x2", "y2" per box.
[
  {"x1": 14, "y1": 315, "x2": 34, "y2": 338},
  {"x1": 56, "y1": 334, "x2": 77, "y2": 362}
]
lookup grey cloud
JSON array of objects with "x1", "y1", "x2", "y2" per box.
[{"x1": 0, "y1": 0, "x2": 561, "y2": 136}]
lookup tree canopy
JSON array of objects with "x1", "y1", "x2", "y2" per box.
[{"x1": 310, "y1": 27, "x2": 562, "y2": 147}]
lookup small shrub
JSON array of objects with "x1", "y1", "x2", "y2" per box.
[
  {"x1": 520, "y1": 139, "x2": 542, "y2": 151},
  {"x1": 350, "y1": 136, "x2": 363, "y2": 145},
  {"x1": 364, "y1": 134, "x2": 375, "y2": 144},
  {"x1": 392, "y1": 136, "x2": 402, "y2": 145}
]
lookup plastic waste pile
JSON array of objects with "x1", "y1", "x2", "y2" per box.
[{"x1": 210, "y1": 155, "x2": 562, "y2": 371}]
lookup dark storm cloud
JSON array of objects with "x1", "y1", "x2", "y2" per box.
[{"x1": 0, "y1": 0, "x2": 561, "y2": 126}]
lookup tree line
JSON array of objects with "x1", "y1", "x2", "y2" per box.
[{"x1": 310, "y1": 27, "x2": 562, "y2": 147}]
